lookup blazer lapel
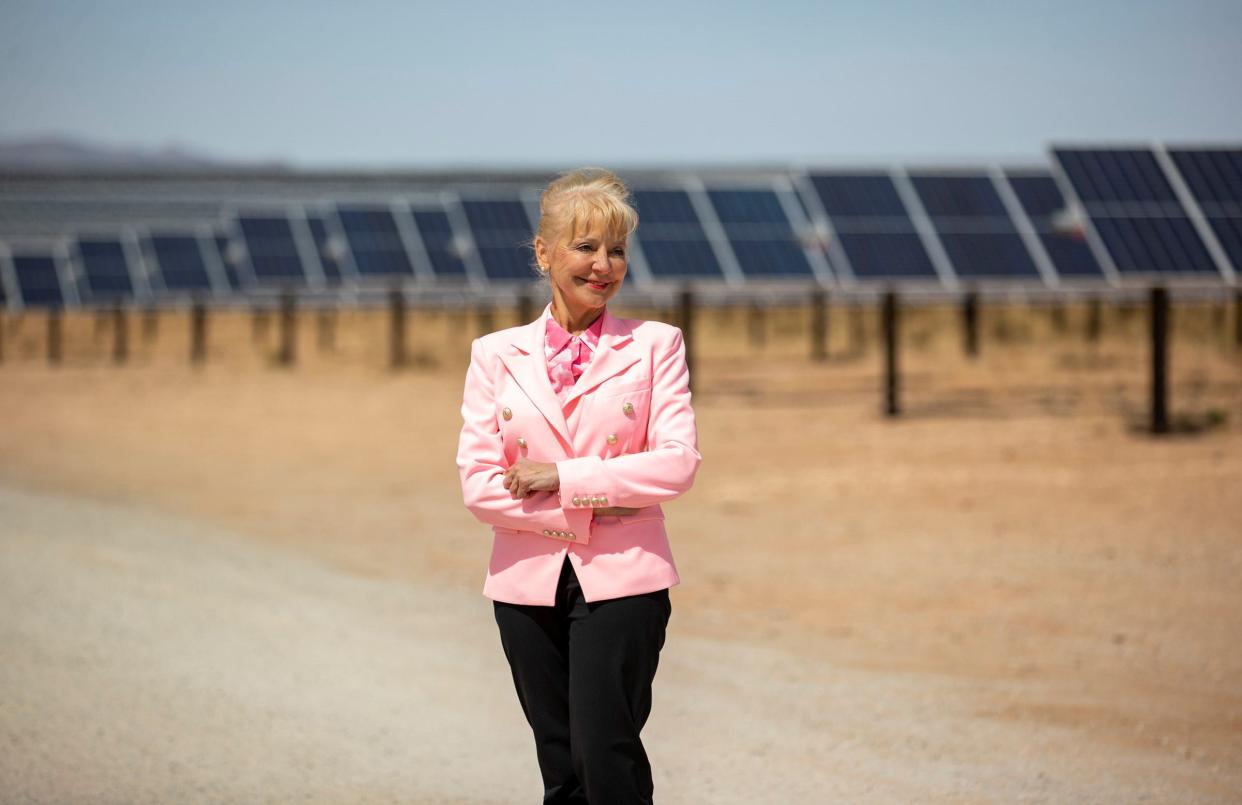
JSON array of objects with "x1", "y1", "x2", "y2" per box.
[
  {"x1": 498, "y1": 317, "x2": 574, "y2": 448},
  {"x1": 562, "y1": 307, "x2": 640, "y2": 407}
]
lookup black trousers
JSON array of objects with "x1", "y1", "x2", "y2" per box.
[{"x1": 493, "y1": 555, "x2": 672, "y2": 805}]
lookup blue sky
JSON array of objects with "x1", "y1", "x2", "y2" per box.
[{"x1": 1, "y1": 0, "x2": 1239, "y2": 168}]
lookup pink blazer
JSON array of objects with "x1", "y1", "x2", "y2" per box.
[{"x1": 457, "y1": 305, "x2": 701, "y2": 605}]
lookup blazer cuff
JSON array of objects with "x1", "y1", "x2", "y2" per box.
[
  {"x1": 556, "y1": 456, "x2": 612, "y2": 509},
  {"x1": 537, "y1": 505, "x2": 594, "y2": 545}
]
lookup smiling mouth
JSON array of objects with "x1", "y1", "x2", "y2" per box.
[{"x1": 580, "y1": 278, "x2": 612, "y2": 290}]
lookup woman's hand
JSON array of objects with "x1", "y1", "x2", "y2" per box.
[{"x1": 503, "y1": 458, "x2": 560, "y2": 500}]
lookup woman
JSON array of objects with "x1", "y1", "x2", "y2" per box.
[{"x1": 456, "y1": 167, "x2": 700, "y2": 804}]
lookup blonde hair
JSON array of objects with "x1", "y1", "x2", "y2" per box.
[{"x1": 532, "y1": 167, "x2": 638, "y2": 276}]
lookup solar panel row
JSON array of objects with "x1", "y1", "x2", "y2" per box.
[
  {"x1": 2, "y1": 147, "x2": 1237, "y2": 309},
  {"x1": 1052, "y1": 147, "x2": 1229, "y2": 277}
]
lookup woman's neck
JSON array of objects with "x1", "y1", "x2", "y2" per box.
[{"x1": 549, "y1": 294, "x2": 604, "y2": 335}]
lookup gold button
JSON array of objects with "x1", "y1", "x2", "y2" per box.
[
  {"x1": 502, "y1": 407, "x2": 512, "y2": 420},
  {"x1": 568, "y1": 532, "x2": 576, "y2": 540},
  {"x1": 572, "y1": 496, "x2": 581, "y2": 506},
  {"x1": 601, "y1": 496, "x2": 609, "y2": 505},
  {"x1": 543, "y1": 529, "x2": 551, "y2": 536},
  {"x1": 623, "y1": 402, "x2": 634, "y2": 415},
  {"x1": 557, "y1": 530, "x2": 568, "y2": 538},
  {"x1": 606, "y1": 434, "x2": 618, "y2": 445},
  {"x1": 591, "y1": 496, "x2": 601, "y2": 506},
  {"x1": 517, "y1": 437, "x2": 527, "y2": 449}
]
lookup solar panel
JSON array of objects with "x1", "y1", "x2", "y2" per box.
[
  {"x1": 1005, "y1": 172, "x2": 1105, "y2": 278},
  {"x1": 1203, "y1": 217, "x2": 1242, "y2": 273},
  {"x1": 147, "y1": 235, "x2": 213, "y2": 292},
  {"x1": 706, "y1": 189, "x2": 813, "y2": 277},
  {"x1": 914, "y1": 174, "x2": 1010, "y2": 217},
  {"x1": 910, "y1": 175, "x2": 1041, "y2": 280},
  {"x1": 631, "y1": 189, "x2": 723, "y2": 278},
  {"x1": 461, "y1": 199, "x2": 534, "y2": 281},
  {"x1": 213, "y1": 234, "x2": 242, "y2": 290},
  {"x1": 1053, "y1": 148, "x2": 1218, "y2": 275},
  {"x1": 1091, "y1": 216, "x2": 1216, "y2": 274},
  {"x1": 237, "y1": 215, "x2": 308, "y2": 284},
  {"x1": 1057, "y1": 148, "x2": 1180, "y2": 204},
  {"x1": 336, "y1": 207, "x2": 413, "y2": 278},
  {"x1": 1168, "y1": 148, "x2": 1242, "y2": 273},
  {"x1": 75, "y1": 238, "x2": 135, "y2": 302},
  {"x1": 804, "y1": 174, "x2": 938, "y2": 279},
  {"x1": 412, "y1": 209, "x2": 467, "y2": 278},
  {"x1": 12, "y1": 255, "x2": 65, "y2": 307},
  {"x1": 306, "y1": 216, "x2": 343, "y2": 284},
  {"x1": 809, "y1": 173, "x2": 910, "y2": 217},
  {"x1": 1168, "y1": 149, "x2": 1242, "y2": 204}
]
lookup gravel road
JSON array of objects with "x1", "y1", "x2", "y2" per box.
[{"x1": 0, "y1": 484, "x2": 1224, "y2": 803}]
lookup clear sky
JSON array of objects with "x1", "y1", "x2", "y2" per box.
[{"x1": 1, "y1": 0, "x2": 1239, "y2": 169}]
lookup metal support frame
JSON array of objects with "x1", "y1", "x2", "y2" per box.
[
  {"x1": 791, "y1": 169, "x2": 857, "y2": 285},
  {"x1": 892, "y1": 167, "x2": 959, "y2": 291},
  {"x1": 991, "y1": 166, "x2": 1061, "y2": 288}
]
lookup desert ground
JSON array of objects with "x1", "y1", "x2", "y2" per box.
[{"x1": 2, "y1": 299, "x2": 1240, "y2": 803}]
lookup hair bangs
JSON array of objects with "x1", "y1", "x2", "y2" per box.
[{"x1": 559, "y1": 189, "x2": 638, "y2": 245}]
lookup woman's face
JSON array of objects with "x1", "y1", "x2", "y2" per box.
[{"x1": 537, "y1": 220, "x2": 628, "y2": 316}]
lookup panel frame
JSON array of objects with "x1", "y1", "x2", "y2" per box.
[
  {"x1": 1048, "y1": 147, "x2": 1125, "y2": 285},
  {"x1": 891, "y1": 167, "x2": 959, "y2": 289},
  {"x1": 907, "y1": 166, "x2": 1056, "y2": 287},
  {"x1": 70, "y1": 229, "x2": 148, "y2": 306},
  {"x1": 288, "y1": 208, "x2": 327, "y2": 289},
  {"x1": 440, "y1": 191, "x2": 492, "y2": 289},
  {"x1": 797, "y1": 166, "x2": 950, "y2": 289},
  {"x1": 405, "y1": 194, "x2": 472, "y2": 284},
  {"x1": 0, "y1": 240, "x2": 16, "y2": 311},
  {"x1": 389, "y1": 196, "x2": 436, "y2": 284},
  {"x1": 1002, "y1": 167, "x2": 1111, "y2": 286},
  {"x1": 452, "y1": 189, "x2": 541, "y2": 285},
  {"x1": 1156, "y1": 143, "x2": 1237, "y2": 282},
  {"x1": 4, "y1": 241, "x2": 77, "y2": 310},
  {"x1": 790, "y1": 167, "x2": 857, "y2": 284},
  {"x1": 681, "y1": 176, "x2": 747, "y2": 287},
  {"x1": 135, "y1": 226, "x2": 169, "y2": 296},
  {"x1": 209, "y1": 226, "x2": 250, "y2": 294},
  {"x1": 136, "y1": 223, "x2": 232, "y2": 299},
  {"x1": 121, "y1": 227, "x2": 156, "y2": 302},
  {"x1": 990, "y1": 166, "x2": 1061, "y2": 287},
  {"x1": 630, "y1": 179, "x2": 733, "y2": 285},
  {"x1": 224, "y1": 203, "x2": 318, "y2": 290},
  {"x1": 772, "y1": 174, "x2": 837, "y2": 285},
  {"x1": 331, "y1": 201, "x2": 420, "y2": 284},
  {"x1": 307, "y1": 201, "x2": 363, "y2": 287},
  {"x1": 699, "y1": 175, "x2": 835, "y2": 287},
  {"x1": 1050, "y1": 143, "x2": 1226, "y2": 285},
  {"x1": 194, "y1": 223, "x2": 234, "y2": 297}
]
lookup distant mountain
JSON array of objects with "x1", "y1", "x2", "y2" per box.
[{"x1": 0, "y1": 134, "x2": 287, "y2": 172}]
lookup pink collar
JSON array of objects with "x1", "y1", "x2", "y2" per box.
[{"x1": 543, "y1": 305, "x2": 604, "y2": 354}]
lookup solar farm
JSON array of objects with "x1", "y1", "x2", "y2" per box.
[
  {"x1": 2, "y1": 145, "x2": 1239, "y2": 311},
  {"x1": 3, "y1": 148, "x2": 1242, "y2": 801}
]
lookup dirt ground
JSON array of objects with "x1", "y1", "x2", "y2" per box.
[{"x1": 2, "y1": 301, "x2": 1240, "y2": 802}]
